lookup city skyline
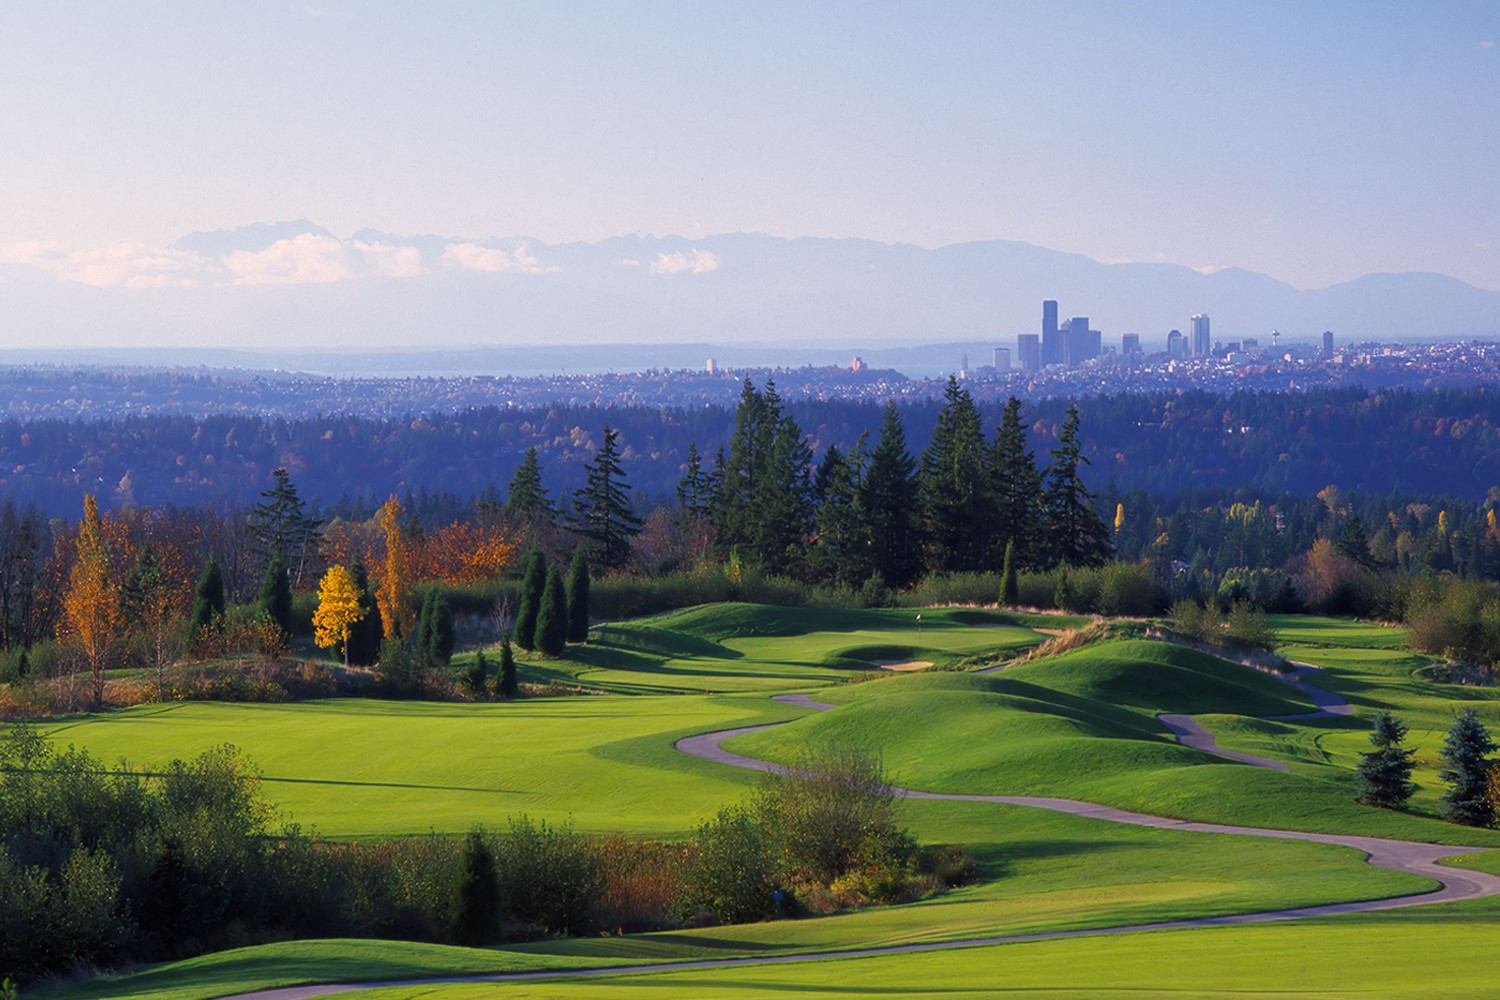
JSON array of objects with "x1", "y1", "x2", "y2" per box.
[{"x1": 0, "y1": 1, "x2": 1496, "y2": 304}]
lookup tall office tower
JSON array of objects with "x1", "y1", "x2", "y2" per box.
[
  {"x1": 1121, "y1": 333, "x2": 1141, "y2": 357},
  {"x1": 1065, "y1": 317, "x2": 1090, "y2": 366},
  {"x1": 993, "y1": 346, "x2": 1011, "y2": 370},
  {"x1": 1042, "y1": 299, "x2": 1061, "y2": 366},
  {"x1": 1017, "y1": 334, "x2": 1041, "y2": 372},
  {"x1": 1322, "y1": 330, "x2": 1334, "y2": 358},
  {"x1": 1167, "y1": 329, "x2": 1185, "y2": 356},
  {"x1": 1191, "y1": 314, "x2": 1211, "y2": 356}
]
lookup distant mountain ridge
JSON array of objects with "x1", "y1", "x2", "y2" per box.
[{"x1": 3, "y1": 222, "x2": 1496, "y2": 350}]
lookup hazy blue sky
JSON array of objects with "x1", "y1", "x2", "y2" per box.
[{"x1": 1, "y1": 1, "x2": 1496, "y2": 289}]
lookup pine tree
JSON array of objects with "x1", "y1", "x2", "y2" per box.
[
  {"x1": 920, "y1": 377, "x2": 992, "y2": 573},
  {"x1": 999, "y1": 539, "x2": 1018, "y2": 606},
  {"x1": 713, "y1": 379, "x2": 770, "y2": 555},
  {"x1": 1335, "y1": 515, "x2": 1375, "y2": 568},
  {"x1": 1439, "y1": 708, "x2": 1497, "y2": 827},
  {"x1": 256, "y1": 554, "x2": 293, "y2": 639},
  {"x1": 345, "y1": 556, "x2": 383, "y2": 667},
  {"x1": 513, "y1": 548, "x2": 546, "y2": 651},
  {"x1": 675, "y1": 441, "x2": 714, "y2": 517},
  {"x1": 426, "y1": 592, "x2": 455, "y2": 666},
  {"x1": 1356, "y1": 710, "x2": 1417, "y2": 810},
  {"x1": 1054, "y1": 567, "x2": 1075, "y2": 612},
  {"x1": 989, "y1": 396, "x2": 1044, "y2": 569},
  {"x1": 249, "y1": 467, "x2": 322, "y2": 587},
  {"x1": 534, "y1": 566, "x2": 568, "y2": 655},
  {"x1": 499, "y1": 637, "x2": 518, "y2": 698},
  {"x1": 1040, "y1": 404, "x2": 1112, "y2": 569},
  {"x1": 570, "y1": 426, "x2": 643, "y2": 570},
  {"x1": 506, "y1": 447, "x2": 554, "y2": 518},
  {"x1": 450, "y1": 829, "x2": 502, "y2": 946},
  {"x1": 565, "y1": 548, "x2": 590, "y2": 643},
  {"x1": 812, "y1": 438, "x2": 874, "y2": 587},
  {"x1": 713, "y1": 380, "x2": 811, "y2": 569},
  {"x1": 466, "y1": 650, "x2": 489, "y2": 697},
  {"x1": 189, "y1": 554, "x2": 226, "y2": 636},
  {"x1": 862, "y1": 401, "x2": 922, "y2": 588}
]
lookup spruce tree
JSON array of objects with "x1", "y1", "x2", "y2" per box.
[
  {"x1": 919, "y1": 377, "x2": 992, "y2": 573},
  {"x1": 506, "y1": 447, "x2": 554, "y2": 518},
  {"x1": 427, "y1": 592, "x2": 455, "y2": 666},
  {"x1": 713, "y1": 380, "x2": 811, "y2": 569},
  {"x1": 1356, "y1": 710, "x2": 1417, "y2": 810},
  {"x1": 570, "y1": 426, "x2": 643, "y2": 570},
  {"x1": 450, "y1": 829, "x2": 502, "y2": 946},
  {"x1": 346, "y1": 557, "x2": 383, "y2": 667},
  {"x1": 256, "y1": 554, "x2": 294, "y2": 639},
  {"x1": 675, "y1": 441, "x2": 714, "y2": 518},
  {"x1": 1040, "y1": 404, "x2": 1113, "y2": 569},
  {"x1": 1054, "y1": 567, "x2": 1074, "y2": 612},
  {"x1": 249, "y1": 467, "x2": 322, "y2": 587},
  {"x1": 565, "y1": 548, "x2": 590, "y2": 643},
  {"x1": 1335, "y1": 515, "x2": 1375, "y2": 568},
  {"x1": 989, "y1": 396, "x2": 1044, "y2": 569},
  {"x1": 999, "y1": 539, "x2": 1019, "y2": 606},
  {"x1": 499, "y1": 637, "x2": 518, "y2": 698},
  {"x1": 812, "y1": 438, "x2": 873, "y2": 587},
  {"x1": 534, "y1": 566, "x2": 568, "y2": 655},
  {"x1": 189, "y1": 554, "x2": 226, "y2": 636},
  {"x1": 416, "y1": 590, "x2": 437, "y2": 665},
  {"x1": 513, "y1": 549, "x2": 546, "y2": 651},
  {"x1": 862, "y1": 401, "x2": 922, "y2": 588},
  {"x1": 465, "y1": 650, "x2": 489, "y2": 697},
  {"x1": 1439, "y1": 708, "x2": 1497, "y2": 827}
]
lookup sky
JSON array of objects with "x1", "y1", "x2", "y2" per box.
[{"x1": 0, "y1": 0, "x2": 1496, "y2": 292}]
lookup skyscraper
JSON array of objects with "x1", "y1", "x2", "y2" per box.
[
  {"x1": 1017, "y1": 334, "x2": 1041, "y2": 372},
  {"x1": 1121, "y1": 333, "x2": 1141, "y2": 357},
  {"x1": 1322, "y1": 330, "x2": 1334, "y2": 358},
  {"x1": 1191, "y1": 314, "x2": 1211, "y2": 356},
  {"x1": 1065, "y1": 317, "x2": 1090, "y2": 366},
  {"x1": 992, "y1": 346, "x2": 1011, "y2": 370},
  {"x1": 1042, "y1": 300, "x2": 1061, "y2": 366},
  {"x1": 1167, "y1": 329, "x2": 1185, "y2": 356}
]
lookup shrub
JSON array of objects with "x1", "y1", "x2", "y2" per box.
[
  {"x1": 496, "y1": 816, "x2": 602, "y2": 935},
  {"x1": 680, "y1": 804, "x2": 778, "y2": 925},
  {"x1": 450, "y1": 829, "x2": 503, "y2": 946}
]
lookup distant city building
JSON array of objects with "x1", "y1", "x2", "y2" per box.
[
  {"x1": 1017, "y1": 333, "x2": 1041, "y2": 372},
  {"x1": 1042, "y1": 299, "x2": 1062, "y2": 366},
  {"x1": 1167, "y1": 329, "x2": 1185, "y2": 356},
  {"x1": 1065, "y1": 317, "x2": 1091, "y2": 366},
  {"x1": 993, "y1": 346, "x2": 1011, "y2": 370},
  {"x1": 706, "y1": 357, "x2": 716, "y2": 374},
  {"x1": 1121, "y1": 333, "x2": 1141, "y2": 357},
  {"x1": 849, "y1": 355, "x2": 866, "y2": 373},
  {"x1": 1191, "y1": 314, "x2": 1211, "y2": 356},
  {"x1": 1322, "y1": 330, "x2": 1335, "y2": 359}
]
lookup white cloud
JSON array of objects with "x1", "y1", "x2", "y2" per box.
[
  {"x1": 439, "y1": 241, "x2": 556, "y2": 274},
  {"x1": 616, "y1": 258, "x2": 643, "y2": 267},
  {"x1": 1480, "y1": 40, "x2": 1494, "y2": 48},
  {"x1": 0, "y1": 240, "x2": 213, "y2": 288},
  {"x1": 224, "y1": 233, "x2": 354, "y2": 285},
  {"x1": 355, "y1": 240, "x2": 428, "y2": 278},
  {"x1": 649, "y1": 249, "x2": 720, "y2": 275}
]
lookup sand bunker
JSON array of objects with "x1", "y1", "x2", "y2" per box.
[{"x1": 870, "y1": 659, "x2": 935, "y2": 672}]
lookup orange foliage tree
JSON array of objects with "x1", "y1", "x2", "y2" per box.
[
  {"x1": 411, "y1": 520, "x2": 519, "y2": 586},
  {"x1": 375, "y1": 497, "x2": 412, "y2": 639},
  {"x1": 60, "y1": 495, "x2": 120, "y2": 707}
]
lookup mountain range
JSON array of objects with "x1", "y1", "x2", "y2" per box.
[{"x1": 1, "y1": 222, "x2": 1496, "y2": 354}]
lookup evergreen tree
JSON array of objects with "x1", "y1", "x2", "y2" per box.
[
  {"x1": 534, "y1": 566, "x2": 568, "y2": 655},
  {"x1": 189, "y1": 554, "x2": 226, "y2": 636},
  {"x1": 675, "y1": 441, "x2": 714, "y2": 517},
  {"x1": 513, "y1": 549, "x2": 546, "y2": 651},
  {"x1": 565, "y1": 548, "x2": 590, "y2": 643},
  {"x1": 1040, "y1": 404, "x2": 1113, "y2": 569},
  {"x1": 1054, "y1": 567, "x2": 1075, "y2": 612},
  {"x1": 812, "y1": 439, "x2": 874, "y2": 587},
  {"x1": 416, "y1": 589, "x2": 437, "y2": 664},
  {"x1": 249, "y1": 467, "x2": 322, "y2": 587},
  {"x1": 426, "y1": 592, "x2": 455, "y2": 666},
  {"x1": 999, "y1": 539, "x2": 1018, "y2": 606},
  {"x1": 989, "y1": 396, "x2": 1044, "y2": 569},
  {"x1": 862, "y1": 401, "x2": 922, "y2": 588},
  {"x1": 506, "y1": 447, "x2": 554, "y2": 518},
  {"x1": 465, "y1": 650, "x2": 489, "y2": 696},
  {"x1": 714, "y1": 380, "x2": 812, "y2": 569},
  {"x1": 919, "y1": 377, "x2": 992, "y2": 573},
  {"x1": 256, "y1": 554, "x2": 293, "y2": 639},
  {"x1": 450, "y1": 829, "x2": 502, "y2": 946},
  {"x1": 1335, "y1": 515, "x2": 1375, "y2": 568},
  {"x1": 1356, "y1": 710, "x2": 1417, "y2": 810},
  {"x1": 1439, "y1": 708, "x2": 1497, "y2": 827},
  {"x1": 713, "y1": 379, "x2": 770, "y2": 554},
  {"x1": 499, "y1": 637, "x2": 518, "y2": 698},
  {"x1": 570, "y1": 426, "x2": 643, "y2": 570},
  {"x1": 345, "y1": 556, "x2": 382, "y2": 666}
]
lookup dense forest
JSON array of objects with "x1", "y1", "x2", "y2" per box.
[{"x1": 2, "y1": 386, "x2": 1499, "y2": 520}]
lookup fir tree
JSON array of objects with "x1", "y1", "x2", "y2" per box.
[
  {"x1": 256, "y1": 554, "x2": 293, "y2": 639},
  {"x1": 862, "y1": 401, "x2": 922, "y2": 588},
  {"x1": 989, "y1": 396, "x2": 1044, "y2": 569},
  {"x1": 570, "y1": 426, "x2": 643, "y2": 570},
  {"x1": 565, "y1": 548, "x2": 590, "y2": 643},
  {"x1": 189, "y1": 554, "x2": 226, "y2": 636},
  {"x1": 426, "y1": 592, "x2": 455, "y2": 666},
  {"x1": 416, "y1": 590, "x2": 437, "y2": 664},
  {"x1": 534, "y1": 566, "x2": 568, "y2": 655},
  {"x1": 450, "y1": 829, "x2": 502, "y2": 946},
  {"x1": 506, "y1": 447, "x2": 554, "y2": 518},
  {"x1": 1040, "y1": 404, "x2": 1112, "y2": 569},
  {"x1": 919, "y1": 377, "x2": 992, "y2": 573},
  {"x1": 714, "y1": 380, "x2": 811, "y2": 569},
  {"x1": 1439, "y1": 708, "x2": 1497, "y2": 827},
  {"x1": 1335, "y1": 515, "x2": 1375, "y2": 568},
  {"x1": 1054, "y1": 567, "x2": 1075, "y2": 612},
  {"x1": 675, "y1": 441, "x2": 714, "y2": 517},
  {"x1": 513, "y1": 548, "x2": 546, "y2": 651},
  {"x1": 346, "y1": 556, "x2": 383, "y2": 667},
  {"x1": 249, "y1": 467, "x2": 322, "y2": 587},
  {"x1": 499, "y1": 637, "x2": 518, "y2": 698},
  {"x1": 1356, "y1": 710, "x2": 1417, "y2": 810},
  {"x1": 465, "y1": 650, "x2": 489, "y2": 697},
  {"x1": 812, "y1": 438, "x2": 874, "y2": 587},
  {"x1": 999, "y1": 539, "x2": 1019, "y2": 606}
]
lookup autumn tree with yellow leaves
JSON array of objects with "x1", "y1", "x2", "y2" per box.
[
  {"x1": 313, "y1": 564, "x2": 365, "y2": 666},
  {"x1": 375, "y1": 497, "x2": 412, "y2": 640},
  {"x1": 61, "y1": 494, "x2": 119, "y2": 708}
]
